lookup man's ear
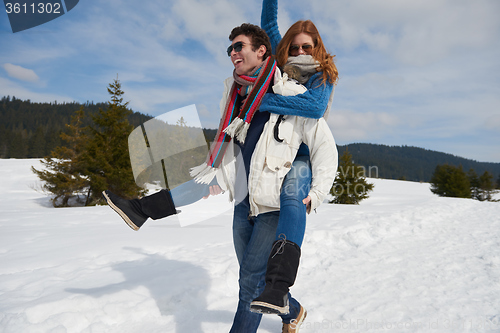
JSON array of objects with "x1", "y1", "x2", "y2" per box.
[{"x1": 257, "y1": 45, "x2": 267, "y2": 58}]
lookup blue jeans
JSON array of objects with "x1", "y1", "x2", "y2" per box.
[
  {"x1": 169, "y1": 178, "x2": 217, "y2": 207},
  {"x1": 230, "y1": 196, "x2": 302, "y2": 332},
  {"x1": 275, "y1": 154, "x2": 312, "y2": 247}
]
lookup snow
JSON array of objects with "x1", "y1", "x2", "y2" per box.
[{"x1": 1, "y1": 159, "x2": 500, "y2": 333}]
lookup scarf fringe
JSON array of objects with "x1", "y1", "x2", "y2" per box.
[
  {"x1": 193, "y1": 56, "x2": 276, "y2": 182},
  {"x1": 223, "y1": 117, "x2": 244, "y2": 138},
  {"x1": 190, "y1": 163, "x2": 217, "y2": 184},
  {"x1": 236, "y1": 122, "x2": 250, "y2": 144},
  {"x1": 223, "y1": 118, "x2": 251, "y2": 144}
]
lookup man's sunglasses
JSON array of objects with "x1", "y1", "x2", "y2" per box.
[
  {"x1": 227, "y1": 41, "x2": 245, "y2": 56},
  {"x1": 289, "y1": 44, "x2": 313, "y2": 54}
]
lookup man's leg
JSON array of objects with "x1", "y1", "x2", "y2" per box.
[{"x1": 230, "y1": 197, "x2": 279, "y2": 333}]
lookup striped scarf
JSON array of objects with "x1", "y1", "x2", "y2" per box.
[{"x1": 191, "y1": 56, "x2": 277, "y2": 184}]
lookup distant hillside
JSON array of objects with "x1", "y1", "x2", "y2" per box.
[
  {"x1": 339, "y1": 143, "x2": 500, "y2": 182},
  {"x1": 2, "y1": 97, "x2": 499, "y2": 182},
  {"x1": 191, "y1": 133, "x2": 500, "y2": 183}
]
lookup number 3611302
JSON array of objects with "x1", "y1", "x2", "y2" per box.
[{"x1": 5, "y1": 2, "x2": 62, "y2": 14}]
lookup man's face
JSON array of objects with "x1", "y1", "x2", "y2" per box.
[{"x1": 229, "y1": 35, "x2": 266, "y2": 76}]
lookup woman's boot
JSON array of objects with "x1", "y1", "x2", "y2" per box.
[
  {"x1": 102, "y1": 189, "x2": 176, "y2": 231},
  {"x1": 250, "y1": 236, "x2": 301, "y2": 315}
]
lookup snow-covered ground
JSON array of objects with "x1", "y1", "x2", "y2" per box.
[{"x1": 1, "y1": 159, "x2": 499, "y2": 333}]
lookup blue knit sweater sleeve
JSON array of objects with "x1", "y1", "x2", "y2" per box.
[
  {"x1": 260, "y1": 73, "x2": 334, "y2": 119},
  {"x1": 261, "y1": 0, "x2": 281, "y2": 55}
]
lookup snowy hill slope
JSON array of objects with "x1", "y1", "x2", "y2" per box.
[{"x1": 1, "y1": 159, "x2": 499, "y2": 333}]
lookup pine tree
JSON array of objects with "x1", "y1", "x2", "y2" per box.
[
  {"x1": 32, "y1": 107, "x2": 90, "y2": 207},
  {"x1": 330, "y1": 148, "x2": 374, "y2": 204},
  {"x1": 33, "y1": 78, "x2": 145, "y2": 206},
  {"x1": 28, "y1": 126, "x2": 46, "y2": 158},
  {"x1": 477, "y1": 171, "x2": 495, "y2": 201},
  {"x1": 467, "y1": 168, "x2": 480, "y2": 200},
  {"x1": 82, "y1": 78, "x2": 145, "y2": 205},
  {"x1": 430, "y1": 164, "x2": 470, "y2": 198}
]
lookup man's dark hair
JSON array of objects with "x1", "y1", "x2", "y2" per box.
[{"x1": 229, "y1": 23, "x2": 272, "y2": 59}]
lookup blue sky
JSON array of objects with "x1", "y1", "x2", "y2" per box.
[{"x1": 1, "y1": 0, "x2": 499, "y2": 162}]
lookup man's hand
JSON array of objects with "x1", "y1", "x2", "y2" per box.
[{"x1": 203, "y1": 185, "x2": 223, "y2": 199}]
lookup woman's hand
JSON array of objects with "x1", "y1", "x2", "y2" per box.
[
  {"x1": 203, "y1": 185, "x2": 224, "y2": 199},
  {"x1": 303, "y1": 195, "x2": 312, "y2": 213}
]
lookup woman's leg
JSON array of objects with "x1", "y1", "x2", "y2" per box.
[
  {"x1": 250, "y1": 155, "x2": 312, "y2": 315},
  {"x1": 276, "y1": 154, "x2": 312, "y2": 245},
  {"x1": 102, "y1": 178, "x2": 213, "y2": 230},
  {"x1": 169, "y1": 179, "x2": 211, "y2": 207},
  {"x1": 102, "y1": 189, "x2": 176, "y2": 230}
]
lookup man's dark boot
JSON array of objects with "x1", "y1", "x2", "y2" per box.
[
  {"x1": 102, "y1": 189, "x2": 176, "y2": 231},
  {"x1": 250, "y1": 236, "x2": 301, "y2": 315}
]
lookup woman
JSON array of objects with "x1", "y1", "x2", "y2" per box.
[{"x1": 248, "y1": 0, "x2": 339, "y2": 322}]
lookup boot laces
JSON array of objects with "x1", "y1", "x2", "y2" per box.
[{"x1": 272, "y1": 234, "x2": 288, "y2": 258}]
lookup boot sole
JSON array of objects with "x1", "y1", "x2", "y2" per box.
[
  {"x1": 250, "y1": 301, "x2": 290, "y2": 315},
  {"x1": 102, "y1": 191, "x2": 140, "y2": 231}
]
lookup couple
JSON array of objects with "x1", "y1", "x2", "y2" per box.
[{"x1": 103, "y1": 0, "x2": 338, "y2": 332}]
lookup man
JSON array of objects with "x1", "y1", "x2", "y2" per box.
[
  {"x1": 215, "y1": 23, "x2": 305, "y2": 333},
  {"x1": 102, "y1": 23, "x2": 305, "y2": 332}
]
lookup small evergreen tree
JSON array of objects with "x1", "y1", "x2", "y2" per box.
[
  {"x1": 32, "y1": 107, "x2": 90, "y2": 207},
  {"x1": 330, "y1": 148, "x2": 374, "y2": 204},
  {"x1": 477, "y1": 171, "x2": 495, "y2": 201},
  {"x1": 33, "y1": 78, "x2": 145, "y2": 206},
  {"x1": 467, "y1": 168, "x2": 480, "y2": 200},
  {"x1": 81, "y1": 78, "x2": 145, "y2": 205},
  {"x1": 430, "y1": 164, "x2": 470, "y2": 198}
]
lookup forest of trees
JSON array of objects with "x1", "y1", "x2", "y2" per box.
[
  {"x1": 338, "y1": 143, "x2": 500, "y2": 183},
  {"x1": 430, "y1": 164, "x2": 497, "y2": 201},
  {"x1": 0, "y1": 96, "x2": 150, "y2": 158}
]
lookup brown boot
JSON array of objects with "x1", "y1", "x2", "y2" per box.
[{"x1": 282, "y1": 305, "x2": 307, "y2": 333}]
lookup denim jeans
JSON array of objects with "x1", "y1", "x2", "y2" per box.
[
  {"x1": 169, "y1": 179, "x2": 214, "y2": 208},
  {"x1": 275, "y1": 154, "x2": 312, "y2": 247},
  {"x1": 230, "y1": 195, "x2": 303, "y2": 332}
]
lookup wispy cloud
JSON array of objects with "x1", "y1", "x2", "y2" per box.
[
  {"x1": 0, "y1": 77, "x2": 72, "y2": 102},
  {"x1": 3, "y1": 63, "x2": 40, "y2": 83}
]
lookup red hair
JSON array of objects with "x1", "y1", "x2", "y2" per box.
[{"x1": 276, "y1": 20, "x2": 338, "y2": 86}]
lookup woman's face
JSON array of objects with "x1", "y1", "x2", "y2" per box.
[{"x1": 289, "y1": 33, "x2": 314, "y2": 56}]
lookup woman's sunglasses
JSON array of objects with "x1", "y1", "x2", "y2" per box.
[
  {"x1": 227, "y1": 41, "x2": 245, "y2": 56},
  {"x1": 289, "y1": 44, "x2": 313, "y2": 55}
]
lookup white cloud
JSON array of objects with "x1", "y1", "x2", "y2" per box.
[
  {"x1": 310, "y1": 0, "x2": 500, "y2": 65},
  {"x1": 328, "y1": 108, "x2": 400, "y2": 142},
  {"x1": 168, "y1": 0, "x2": 252, "y2": 65},
  {"x1": 0, "y1": 77, "x2": 73, "y2": 103},
  {"x1": 485, "y1": 115, "x2": 500, "y2": 131},
  {"x1": 3, "y1": 63, "x2": 40, "y2": 83}
]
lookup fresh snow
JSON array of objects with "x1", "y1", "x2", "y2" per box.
[{"x1": 1, "y1": 159, "x2": 499, "y2": 333}]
